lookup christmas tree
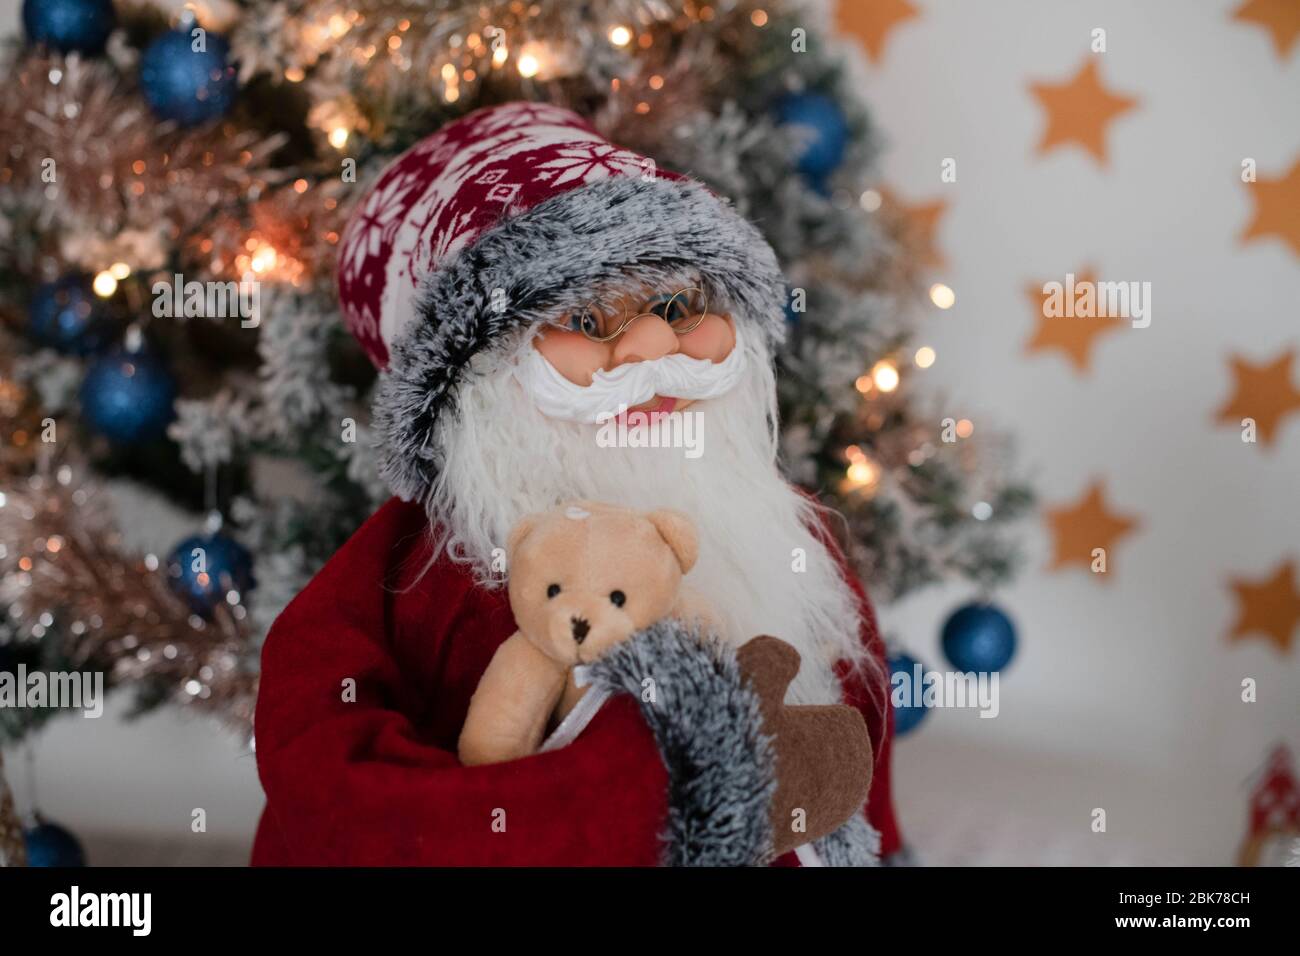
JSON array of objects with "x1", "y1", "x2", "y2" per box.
[{"x1": 0, "y1": 0, "x2": 1032, "y2": 746}]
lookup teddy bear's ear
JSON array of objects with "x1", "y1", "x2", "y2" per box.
[
  {"x1": 647, "y1": 509, "x2": 698, "y2": 574},
  {"x1": 507, "y1": 512, "x2": 543, "y2": 557}
]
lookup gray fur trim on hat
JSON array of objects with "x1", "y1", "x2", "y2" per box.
[
  {"x1": 373, "y1": 174, "x2": 787, "y2": 502},
  {"x1": 585, "y1": 618, "x2": 778, "y2": 867}
]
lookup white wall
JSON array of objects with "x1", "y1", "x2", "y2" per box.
[{"x1": 859, "y1": 0, "x2": 1299, "y2": 863}]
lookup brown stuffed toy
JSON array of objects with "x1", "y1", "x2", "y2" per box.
[
  {"x1": 736, "y1": 636, "x2": 874, "y2": 857},
  {"x1": 457, "y1": 501, "x2": 711, "y2": 766}
]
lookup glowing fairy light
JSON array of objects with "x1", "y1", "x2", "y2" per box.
[
  {"x1": 92, "y1": 270, "x2": 117, "y2": 297},
  {"x1": 249, "y1": 243, "x2": 278, "y2": 274},
  {"x1": 609, "y1": 25, "x2": 632, "y2": 47},
  {"x1": 872, "y1": 360, "x2": 900, "y2": 393},
  {"x1": 914, "y1": 346, "x2": 936, "y2": 368},
  {"x1": 930, "y1": 283, "x2": 956, "y2": 309},
  {"x1": 845, "y1": 457, "x2": 879, "y2": 491}
]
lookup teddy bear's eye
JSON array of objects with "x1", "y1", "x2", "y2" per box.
[
  {"x1": 609, "y1": 590, "x2": 626, "y2": 608},
  {"x1": 547, "y1": 583, "x2": 561, "y2": 599}
]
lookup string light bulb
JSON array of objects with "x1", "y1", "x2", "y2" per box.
[
  {"x1": 92, "y1": 270, "x2": 118, "y2": 297},
  {"x1": 249, "y1": 243, "x2": 278, "y2": 275},
  {"x1": 871, "y1": 360, "x2": 900, "y2": 393},
  {"x1": 608, "y1": 25, "x2": 632, "y2": 47},
  {"x1": 930, "y1": 283, "x2": 956, "y2": 309},
  {"x1": 914, "y1": 346, "x2": 936, "y2": 368},
  {"x1": 845, "y1": 451, "x2": 880, "y2": 493}
]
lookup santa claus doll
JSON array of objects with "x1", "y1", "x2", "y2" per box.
[{"x1": 251, "y1": 102, "x2": 902, "y2": 866}]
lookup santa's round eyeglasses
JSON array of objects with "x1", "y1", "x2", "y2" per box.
[{"x1": 560, "y1": 287, "x2": 710, "y2": 343}]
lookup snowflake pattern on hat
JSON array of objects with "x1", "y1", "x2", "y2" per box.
[{"x1": 338, "y1": 103, "x2": 669, "y2": 368}]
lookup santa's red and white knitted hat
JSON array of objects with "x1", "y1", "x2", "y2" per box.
[{"x1": 337, "y1": 102, "x2": 785, "y2": 501}]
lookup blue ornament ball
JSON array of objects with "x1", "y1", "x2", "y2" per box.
[
  {"x1": 139, "y1": 29, "x2": 237, "y2": 126},
  {"x1": 941, "y1": 602, "x2": 1017, "y2": 673},
  {"x1": 774, "y1": 91, "x2": 849, "y2": 181},
  {"x1": 28, "y1": 274, "x2": 115, "y2": 355},
  {"x1": 167, "y1": 532, "x2": 255, "y2": 613},
  {"x1": 24, "y1": 819, "x2": 86, "y2": 867},
  {"x1": 784, "y1": 297, "x2": 801, "y2": 327},
  {"x1": 22, "y1": 0, "x2": 116, "y2": 55},
  {"x1": 79, "y1": 347, "x2": 176, "y2": 445},
  {"x1": 887, "y1": 652, "x2": 930, "y2": 737}
]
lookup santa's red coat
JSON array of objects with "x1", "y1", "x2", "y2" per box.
[{"x1": 251, "y1": 497, "x2": 901, "y2": 865}]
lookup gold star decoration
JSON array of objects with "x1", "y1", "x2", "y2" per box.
[
  {"x1": 1228, "y1": 560, "x2": 1300, "y2": 653},
  {"x1": 1214, "y1": 349, "x2": 1300, "y2": 447},
  {"x1": 1024, "y1": 268, "x2": 1125, "y2": 374},
  {"x1": 1241, "y1": 158, "x2": 1300, "y2": 258},
  {"x1": 882, "y1": 188, "x2": 948, "y2": 269},
  {"x1": 835, "y1": 0, "x2": 920, "y2": 63},
  {"x1": 1029, "y1": 59, "x2": 1139, "y2": 166},
  {"x1": 1044, "y1": 480, "x2": 1139, "y2": 575},
  {"x1": 1233, "y1": 0, "x2": 1300, "y2": 58}
]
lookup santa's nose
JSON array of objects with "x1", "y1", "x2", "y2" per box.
[{"x1": 612, "y1": 314, "x2": 678, "y2": 366}]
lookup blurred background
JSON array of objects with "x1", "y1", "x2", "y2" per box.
[{"x1": 1, "y1": 0, "x2": 1296, "y2": 866}]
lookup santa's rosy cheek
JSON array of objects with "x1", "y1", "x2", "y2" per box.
[
  {"x1": 675, "y1": 314, "x2": 736, "y2": 362},
  {"x1": 532, "y1": 328, "x2": 611, "y2": 386}
]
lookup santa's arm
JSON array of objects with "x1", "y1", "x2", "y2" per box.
[{"x1": 253, "y1": 502, "x2": 777, "y2": 866}]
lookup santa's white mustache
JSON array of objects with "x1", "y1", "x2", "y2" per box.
[{"x1": 512, "y1": 327, "x2": 749, "y2": 425}]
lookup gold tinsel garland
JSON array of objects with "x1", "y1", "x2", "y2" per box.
[
  {"x1": 0, "y1": 467, "x2": 258, "y2": 734},
  {"x1": 0, "y1": 50, "x2": 287, "y2": 274}
]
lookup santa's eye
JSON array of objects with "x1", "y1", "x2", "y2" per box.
[
  {"x1": 647, "y1": 288, "x2": 708, "y2": 330},
  {"x1": 547, "y1": 583, "x2": 561, "y2": 598},
  {"x1": 646, "y1": 294, "x2": 689, "y2": 325},
  {"x1": 567, "y1": 309, "x2": 601, "y2": 337},
  {"x1": 609, "y1": 590, "x2": 626, "y2": 608}
]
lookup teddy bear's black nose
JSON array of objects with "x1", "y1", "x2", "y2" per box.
[{"x1": 570, "y1": 616, "x2": 590, "y2": 644}]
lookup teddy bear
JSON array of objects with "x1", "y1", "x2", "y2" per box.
[
  {"x1": 457, "y1": 499, "x2": 875, "y2": 857},
  {"x1": 457, "y1": 501, "x2": 712, "y2": 767}
]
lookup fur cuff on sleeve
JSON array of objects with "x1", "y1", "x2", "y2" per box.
[
  {"x1": 585, "y1": 620, "x2": 777, "y2": 867},
  {"x1": 814, "y1": 812, "x2": 881, "y2": 866}
]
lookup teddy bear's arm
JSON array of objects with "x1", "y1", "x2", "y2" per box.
[{"x1": 458, "y1": 631, "x2": 569, "y2": 766}]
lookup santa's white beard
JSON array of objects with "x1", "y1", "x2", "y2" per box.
[{"x1": 421, "y1": 329, "x2": 873, "y2": 705}]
